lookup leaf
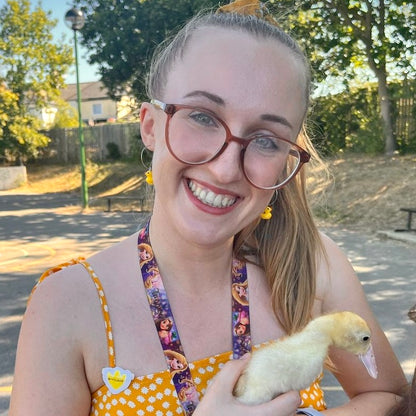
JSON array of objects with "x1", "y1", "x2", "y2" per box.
[{"x1": 0, "y1": 0, "x2": 74, "y2": 162}]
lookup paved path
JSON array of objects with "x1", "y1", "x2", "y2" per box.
[{"x1": 0, "y1": 193, "x2": 415, "y2": 413}]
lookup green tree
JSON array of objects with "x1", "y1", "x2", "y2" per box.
[
  {"x1": 271, "y1": 0, "x2": 416, "y2": 155},
  {"x1": 0, "y1": 0, "x2": 74, "y2": 163},
  {"x1": 52, "y1": 99, "x2": 79, "y2": 129},
  {"x1": 74, "y1": 0, "x2": 228, "y2": 102}
]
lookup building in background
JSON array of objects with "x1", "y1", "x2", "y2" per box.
[{"x1": 60, "y1": 81, "x2": 138, "y2": 125}]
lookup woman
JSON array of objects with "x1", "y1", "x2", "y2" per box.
[{"x1": 10, "y1": 2, "x2": 406, "y2": 415}]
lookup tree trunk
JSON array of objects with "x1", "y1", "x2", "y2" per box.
[{"x1": 375, "y1": 70, "x2": 396, "y2": 155}]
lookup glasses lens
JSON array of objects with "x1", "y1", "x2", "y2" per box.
[
  {"x1": 167, "y1": 108, "x2": 226, "y2": 164},
  {"x1": 243, "y1": 137, "x2": 301, "y2": 189},
  {"x1": 166, "y1": 107, "x2": 302, "y2": 190}
]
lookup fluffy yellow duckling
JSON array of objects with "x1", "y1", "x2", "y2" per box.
[{"x1": 234, "y1": 311, "x2": 378, "y2": 405}]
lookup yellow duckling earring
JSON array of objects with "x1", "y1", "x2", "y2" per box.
[
  {"x1": 260, "y1": 206, "x2": 272, "y2": 220},
  {"x1": 260, "y1": 191, "x2": 278, "y2": 220},
  {"x1": 145, "y1": 169, "x2": 153, "y2": 185},
  {"x1": 140, "y1": 147, "x2": 154, "y2": 185}
]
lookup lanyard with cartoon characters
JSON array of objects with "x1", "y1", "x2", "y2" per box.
[{"x1": 138, "y1": 221, "x2": 251, "y2": 415}]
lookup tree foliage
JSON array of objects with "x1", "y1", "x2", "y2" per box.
[
  {"x1": 0, "y1": 0, "x2": 74, "y2": 163},
  {"x1": 74, "y1": 0, "x2": 229, "y2": 101},
  {"x1": 74, "y1": 0, "x2": 416, "y2": 155},
  {"x1": 272, "y1": 1, "x2": 416, "y2": 81},
  {"x1": 52, "y1": 99, "x2": 80, "y2": 129},
  {"x1": 270, "y1": 0, "x2": 416, "y2": 155}
]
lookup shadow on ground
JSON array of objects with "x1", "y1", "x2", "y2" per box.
[
  {"x1": 0, "y1": 193, "x2": 148, "y2": 414},
  {"x1": 0, "y1": 194, "x2": 415, "y2": 412}
]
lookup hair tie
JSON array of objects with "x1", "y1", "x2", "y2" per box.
[{"x1": 216, "y1": 0, "x2": 277, "y2": 25}]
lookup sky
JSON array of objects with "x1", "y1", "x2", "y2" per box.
[
  {"x1": 1, "y1": 0, "x2": 101, "y2": 84},
  {"x1": 40, "y1": 0, "x2": 101, "y2": 84}
]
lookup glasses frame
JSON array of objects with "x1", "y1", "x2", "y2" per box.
[{"x1": 151, "y1": 99, "x2": 311, "y2": 190}]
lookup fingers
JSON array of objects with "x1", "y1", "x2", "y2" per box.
[
  {"x1": 206, "y1": 354, "x2": 251, "y2": 395},
  {"x1": 255, "y1": 390, "x2": 301, "y2": 416}
]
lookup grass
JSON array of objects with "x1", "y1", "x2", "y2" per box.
[
  {"x1": 308, "y1": 153, "x2": 416, "y2": 231},
  {"x1": 15, "y1": 161, "x2": 146, "y2": 196}
]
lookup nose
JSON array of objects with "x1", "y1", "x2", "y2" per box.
[{"x1": 206, "y1": 141, "x2": 244, "y2": 184}]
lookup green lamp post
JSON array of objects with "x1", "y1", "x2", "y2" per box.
[{"x1": 65, "y1": 7, "x2": 88, "y2": 208}]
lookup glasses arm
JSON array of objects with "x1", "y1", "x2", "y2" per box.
[{"x1": 150, "y1": 99, "x2": 167, "y2": 111}]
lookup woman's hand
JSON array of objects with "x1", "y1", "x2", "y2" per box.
[{"x1": 194, "y1": 355, "x2": 301, "y2": 416}]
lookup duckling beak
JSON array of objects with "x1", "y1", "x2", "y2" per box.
[{"x1": 358, "y1": 343, "x2": 378, "y2": 379}]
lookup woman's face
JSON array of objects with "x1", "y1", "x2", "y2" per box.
[{"x1": 141, "y1": 27, "x2": 306, "y2": 246}]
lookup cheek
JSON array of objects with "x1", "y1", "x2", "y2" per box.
[
  {"x1": 248, "y1": 190, "x2": 276, "y2": 221},
  {"x1": 255, "y1": 189, "x2": 275, "y2": 209},
  {"x1": 150, "y1": 136, "x2": 171, "y2": 177}
]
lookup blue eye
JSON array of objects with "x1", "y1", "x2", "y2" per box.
[
  {"x1": 251, "y1": 136, "x2": 280, "y2": 152},
  {"x1": 188, "y1": 111, "x2": 219, "y2": 128}
]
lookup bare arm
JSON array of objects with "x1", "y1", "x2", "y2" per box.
[
  {"x1": 9, "y1": 266, "x2": 93, "y2": 415},
  {"x1": 317, "y1": 234, "x2": 406, "y2": 415}
]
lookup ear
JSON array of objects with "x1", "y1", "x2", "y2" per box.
[{"x1": 140, "y1": 102, "x2": 157, "y2": 151}]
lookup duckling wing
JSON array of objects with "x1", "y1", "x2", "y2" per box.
[{"x1": 234, "y1": 340, "x2": 328, "y2": 405}]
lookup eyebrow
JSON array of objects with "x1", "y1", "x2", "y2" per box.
[
  {"x1": 184, "y1": 90, "x2": 293, "y2": 129},
  {"x1": 183, "y1": 90, "x2": 225, "y2": 105},
  {"x1": 261, "y1": 114, "x2": 293, "y2": 129}
]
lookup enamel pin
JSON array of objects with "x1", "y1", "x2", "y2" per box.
[{"x1": 102, "y1": 366, "x2": 134, "y2": 395}]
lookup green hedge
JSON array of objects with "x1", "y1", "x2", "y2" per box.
[{"x1": 308, "y1": 79, "x2": 416, "y2": 155}]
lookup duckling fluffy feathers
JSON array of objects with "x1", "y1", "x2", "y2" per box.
[{"x1": 234, "y1": 311, "x2": 378, "y2": 405}]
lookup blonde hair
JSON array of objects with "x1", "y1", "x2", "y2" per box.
[
  {"x1": 146, "y1": 10, "x2": 324, "y2": 335},
  {"x1": 235, "y1": 128, "x2": 324, "y2": 334},
  {"x1": 147, "y1": 11, "x2": 311, "y2": 113}
]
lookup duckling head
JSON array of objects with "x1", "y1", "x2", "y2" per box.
[{"x1": 329, "y1": 311, "x2": 378, "y2": 379}]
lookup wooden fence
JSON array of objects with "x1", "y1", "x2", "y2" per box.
[
  {"x1": 394, "y1": 79, "x2": 416, "y2": 152},
  {"x1": 41, "y1": 80, "x2": 415, "y2": 161},
  {"x1": 41, "y1": 122, "x2": 141, "y2": 163}
]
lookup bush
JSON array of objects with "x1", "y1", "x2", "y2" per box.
[
  {"x1": 309, "y1": 79, "x2": 416, "y2": 155},
  {"x1": 106, "y1": 142, "x2": 121, "y2": 159}
]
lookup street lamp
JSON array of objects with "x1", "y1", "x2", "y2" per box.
[{"x1": 65, "y1": 7, "x2": 88, "y2": 209}]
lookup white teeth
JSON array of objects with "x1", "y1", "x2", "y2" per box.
[
  {"x1": 213, "y1": 194, "x2": 222, "y2": 206},
  {"x1": 206, "y1": 191, "x2": 215, "y2": 204},
  {"x1": 222, "y1": 197, "x2": 230, "y2": 207},
  {"x1": 188, "y1": 180, "x2": 236, "y2": 208}
]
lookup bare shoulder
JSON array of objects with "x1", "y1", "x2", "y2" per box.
[
  {"x1": 314, "y1": 230, "x2": 381, "y2": 325},
  {"x1": 317, "y1": 230, "x2": 350, "y2": 263},
  {"x1": 30, "y1": 232, "x2": 139, "y2": 310},
  {"x1": 28, "y1": 260, "x2": 97, "y2": 325},
  {"x1": 315, "y1": 231, "x2": 358, "y2": 301},
  {"x1": 10, "y1": 232, "x2": 142, "y2": 415},
  {"x1": 21, "y1": 231, "x2": 142, "y2": 367}
]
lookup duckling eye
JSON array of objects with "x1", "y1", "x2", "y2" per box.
[{"x1": 362, "y1": 336, "x2": 370, "y2": 342}]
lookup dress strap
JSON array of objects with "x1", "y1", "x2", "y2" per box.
[
  {"x1": 78, "y1": 259, "x2": 116, "y2": 368},
  {"x1": 30, "y1": 257, "x2": 116, "y2": 368}
]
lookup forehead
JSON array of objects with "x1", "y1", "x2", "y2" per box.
[{"x1": 163, "y1": 26, "x2": 307, "y2": 126}]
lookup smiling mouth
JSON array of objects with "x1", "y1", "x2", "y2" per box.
[{"x1": 188, "y1": 180, "x2": 237, "y2": 208}]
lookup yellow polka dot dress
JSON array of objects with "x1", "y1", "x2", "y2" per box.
[{"x1": 34, "y1": 259, "x2": 327, "y2": 415}]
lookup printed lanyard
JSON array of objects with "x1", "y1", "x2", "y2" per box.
[{"x1": 138, "y1": 222, "x2": 251, "y2": 415}]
